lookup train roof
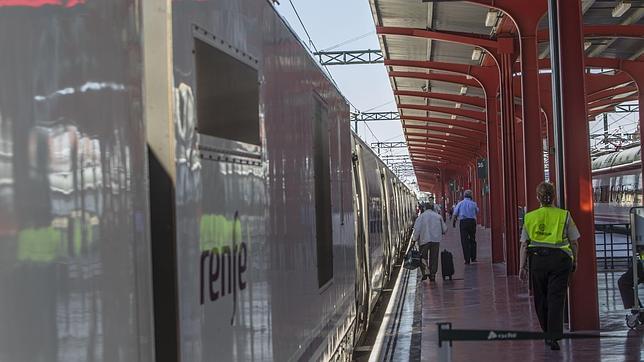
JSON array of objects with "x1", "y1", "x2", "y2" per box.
[{"x1": 591, "y1": 145, "x2": 641, "y2": 171}]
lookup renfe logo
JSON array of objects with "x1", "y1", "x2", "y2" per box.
[
  {"x1": 487, "y1": 331, "x2": 518, "y2": 340},
  {"x1": 199, "y1": 212, "x2": 248, "y2": 324}
]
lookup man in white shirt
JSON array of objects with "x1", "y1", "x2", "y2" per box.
[{"x1": 412, "y1": 202, "x2": 447, "y2": 281}]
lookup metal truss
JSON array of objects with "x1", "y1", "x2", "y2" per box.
[
  {"x1": 314, "y1": 50, "x2": 384, "y2": 65},
  {"x1": 351, "y1": 112, "x2": 400, "y2": 122},
  {"x1": 371, "y1": 141, "x2": 407, "y2": 149},
  {"x1": 613, "y1": 104, "x2": 639, "y2": 113},
  {"x1": 380, "y1": 154, "x2": 411, "y2": 160}
]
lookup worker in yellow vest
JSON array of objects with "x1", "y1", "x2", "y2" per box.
[{"x1": 519, "y1": 182, "x2": 579, "y2": 351}]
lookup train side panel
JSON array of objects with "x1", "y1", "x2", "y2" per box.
[
  {"x1": 0, "y1": 2, "x2": 155, "y2": 361},
  {"x1": 351, "y1": 134, "x2": 416, "y2": 314},
  {"x1": 593, "y1": 167, "x2": 642, "y2": 224},
  {"x1": 171, "y1": 1, "x2": 355, "y2": 360}
]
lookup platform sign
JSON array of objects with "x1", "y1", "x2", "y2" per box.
[
  {"x1": 476, "y1": 158, "x2": 487, "y2": 179},
  {"x1": 630, "y1": 207, "x2": 644, "y2": 246}
]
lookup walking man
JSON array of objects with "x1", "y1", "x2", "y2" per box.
[
  {"x1": 452, "y1": 190, "x2": 479, "y2": 264},
  {"x1": 412, "y1": 202, "x2": 447, "y2": 281}
]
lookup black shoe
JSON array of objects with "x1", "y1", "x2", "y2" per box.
[
  {"x1": 471, "y1": 258, "x2": 477, "y2": 263},
  {"x1": 464, "y1": 261, "x2": 470, "y2": 265},
  {"x1": 549, "y1": 340, "x2": 560, "y2": 351},
  {"x1": 429, "y1": 275, "x2": 436, "y2": 282},
  {"x1": 422, "y1": 274, "x2": 429, "y2": 281}
]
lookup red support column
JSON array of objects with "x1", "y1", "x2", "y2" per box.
[
  {"x1": 473, "y1": 167, "x2": 479, "y2": 224},
  {"x1": 500, "y1": 49, "x2": 520, "y2": 275},
  {"x1": 540, "y1": 84, "x2": 555, "y2": 185},
  {"x1": 518, "y1": 31, "x2": 545, "y2": 211},
  {"x1": 469, "y1": 0, "x2": 547, "y2": 214},
  {"x1": 515, "y1": 117, "x2": 526, "y2": 206},
  {"x1": 486, "y1": 93, "x2": 505, "y2": 263},
  {"x1": 441, "y1": 170, "x2": 447, "y2": 220},
  {"x1": 555, "y1": 0, "x2": 599, "y2": 331}
]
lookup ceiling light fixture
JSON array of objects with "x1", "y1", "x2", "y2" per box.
[
  {"x1": 485, "y1": 9, "x2": 499, "y2": 27},
  {"x1": 584, "y1": 41, "x2": 592, "y2": 50},
  {"x1": 454, "y1": 103, "x2": 462, "y2": 109},
  {"x1": 471, "y1": 48, "x2": 483, "y2": 61},
  {"x1": 612, "y1": 0, "x2": 631, "y2": 17},
  {"x1": 451, "y1": 115, "x2": 457, "y2": 120},
  {"x1": 460, "y1": 86, "x2": 468, "y2": 95}
]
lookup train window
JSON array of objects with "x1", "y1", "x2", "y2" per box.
[
  {"x1": 624, "y1": 184, "x2": 635, "y2": 204},
  {"x1": 194, "y1": 38, "x2": 260, "y2": 145},
  {"x1": 603, "y1": 186, "x2": 611, "y2": 203},
  {"x1": 313, "y1": 96, "x2": 333, "y2": 288}
]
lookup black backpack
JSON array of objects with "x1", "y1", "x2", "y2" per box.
[{"x1": 403, "y1": 245, "x2": 422, "y2": 270}]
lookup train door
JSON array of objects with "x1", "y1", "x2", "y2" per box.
[
  {"x1": 378, "y1": 169, "x2": 392, "y2": 281},
  {"x1": 351, "y1": 137, "x2": 371, "y2": 338},
  {"x1": 392, "y1": 181, "x2": 403, "y2": 257}
]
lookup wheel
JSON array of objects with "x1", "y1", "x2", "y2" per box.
[{"x1": 626, "y1": 313, "x2": 640, "y2": 329}]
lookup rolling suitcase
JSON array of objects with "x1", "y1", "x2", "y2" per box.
[{"x1": 441, "y1": 249, "x2": 455, "y2": 280}]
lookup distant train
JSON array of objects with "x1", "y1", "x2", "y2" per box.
[
  {"x1": 592, "y1": 145, "x2": 642, "y2": 224},
  {"x1": 0, "y1": 1, "x2": 417, "y2": 361}
]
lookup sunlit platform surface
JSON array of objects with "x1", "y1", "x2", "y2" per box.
[{"x1": 380, "y1": 226, "x2": 644, "y2": 361}]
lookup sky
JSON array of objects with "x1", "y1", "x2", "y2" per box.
[
  {"x1": 272, "y1": 0, "x2": 417, "y2": 187},
  {"x1": 273, "y1": 0, "x2": 400, "y2": 135},
  {"x1": 275, "y1": 0, "x2": 416, "y2": 188}
]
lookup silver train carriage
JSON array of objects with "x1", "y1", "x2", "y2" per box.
[
  {"x1": 0, "y1": 0, "x2": 417, "y2": 361},
  {"x1": 592, "y1": 145, "x2": 642, "y2": 224}
]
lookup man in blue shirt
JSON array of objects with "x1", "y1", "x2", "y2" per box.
[{"x1": 452, "y1": 190, "x2": 479, "y2": 264}]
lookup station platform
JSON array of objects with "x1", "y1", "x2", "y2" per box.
[{"x1": 371, "y1": 226, "x2": 644, "y2": 361}]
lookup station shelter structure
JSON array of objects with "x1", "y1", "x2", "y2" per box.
[{"x1": 367, "y1": 0, "x2": 644, "y2": 331}]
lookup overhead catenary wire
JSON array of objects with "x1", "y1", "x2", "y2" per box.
[
  {"x1": 287, "y1": 0, "x2": 359, "y2": 110},
  {"x1": 286, "y1": 3, "x2": 374, "y2": 125},
  {"x1": 284, "y1": 1, "x2": 413, "y2": 167},
  {"x1": 320, "y1": 31, "x2": 375, "y2": 52},
  {"x1": 589, "y1": 111, "x2": 637, "y2": 134},
  {"x1": 287, "y1": 0, "x2": 318, "y2": 53},
  {"x1": 363, "y1": 120, "x2": 381, "y2": 144},
  {"x1": 590, "y1": 120, "x2": 639, "y2": 135},
  {"x1": 363, "y1": 100, "x2": 395, "y2": 113}
]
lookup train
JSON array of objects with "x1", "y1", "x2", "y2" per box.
[
  {"x1": 0, "y1": 0, "x2": 418, "y2": 361},
  {"x1": 592, "y1": 145, "x2": 642, "y2": 224}
]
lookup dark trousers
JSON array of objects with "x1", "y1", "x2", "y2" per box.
[
  {"x1": 459, "y1": 219, "x2": 477, "y2": 262},
  {"x1": 419, "y1": 242, "x2": 440, "y2": 277},
  {"x1": 530, "y1": 249, "x2": 572, "y2": 340},
  {"x1": 618, "y1": 262, "x2": 644, "y2": 309}
]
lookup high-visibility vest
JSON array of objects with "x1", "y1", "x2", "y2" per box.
[{"x1": 524, "y1": 206, "x2": 573, "y2": 259}]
